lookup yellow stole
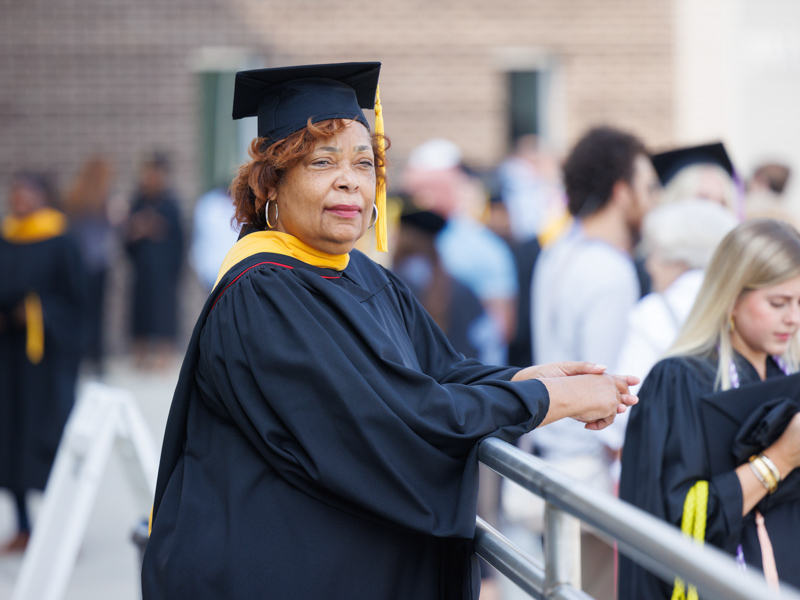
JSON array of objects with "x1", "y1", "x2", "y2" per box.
[
  {"x1": 1, "y1": 207, "x2": 66, "y2": 244},
  {"x1": 214, "y1": 230, "x2": 349, "y2": 289},
  {"x1": 2, "y1": 208, "x2": 67, "y2": 364}
]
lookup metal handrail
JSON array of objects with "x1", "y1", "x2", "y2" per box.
[
  {"x1": 475, "y1": 517, "x2": 592, "y2": 600},
  {"x1": 475, "y1": 437, "x2": 800, "y2": 600}
]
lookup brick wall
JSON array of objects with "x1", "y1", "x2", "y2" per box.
[{"x1": 1, "y1": 0, "x2": 674, "y2": 201}]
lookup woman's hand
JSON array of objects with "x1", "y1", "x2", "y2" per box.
[
  {"x1": 536, "y1": 372, "x2": 639, "y2": 431},
  {"x1": 764, "y1": 412, "x2": 800, "y2": 478},
  {"x1": 512, "y1": 361, "x2": 610, "y2": 381}
]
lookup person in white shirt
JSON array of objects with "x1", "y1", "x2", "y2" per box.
[
  {"x1": 503, "y1": 126, "x2": 657, "y2": 600},
  {"x1": 530, "y1": 126, "x2": 658, "y2": 468},
  {"x1": 190, "y1": 186, "x2": 240, "y2": 291}
]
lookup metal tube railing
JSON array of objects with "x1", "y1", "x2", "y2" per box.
[
  {"x1": 475, "y1": 517, "x2": 592, "y2": 600},
  {"x1": 476, "y1": 436, "x2": 800, "y2": 600}
]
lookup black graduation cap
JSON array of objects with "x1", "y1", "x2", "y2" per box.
[
  {"x1": 700, "y1": 373, "x2": 800, "y2": 505},
  {"x1": 232, "y1": 61, "x2": 389, "y2": 253},
  {"x1": 232, "y1": 62, "x2": 381, "y2": 142},
  {"x1": 400, "y1": 209, "x2": 447, "y2": 235},
  {"x1": 651, "y1": 142, "x2": 735, "y2": 186}
]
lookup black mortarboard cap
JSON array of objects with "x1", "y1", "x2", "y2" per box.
[
  {"x1": 400, "y1": 209, "x2": 447, "y2": 235},
  {"x1": 700, "y1": 373, "x2": 800, "y2": 506},
  {"x1": 651, "y1": 142, "x2": 735, "y2": 186},
  {"x1": 232, "y1": 62, "x2": 381, "y2": 142}
]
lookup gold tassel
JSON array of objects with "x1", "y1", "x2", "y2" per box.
[
  {"x1": 374, "y1": 84, "x2": 388, "y2": 253},
  {"x1": 24, "y1": 292, "x2": 44, "y2": 365}
]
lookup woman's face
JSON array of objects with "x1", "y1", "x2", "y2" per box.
[
  {"x1": 271, "y1": 120, "x2": 376, "y2": 255},
  {"x1": 695, "y1": 167, "x2": 730, "y2": 208},
  {"x1": 9, "y1": 180, "x2": 47, "y2": 217},
  {"x1": 731, "y1": 273, "x2": 800, "y2": 361}
]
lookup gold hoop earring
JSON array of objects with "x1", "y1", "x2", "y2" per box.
[
  {"x1": 266, "y1": 199, "x2": 278, "y2": 229},
  {"x1": 728, "y1": 314, "x2": 735, "y2": 332},
  {"x1": 368, "y1": 204, "x2": 378, "y2": 228}
]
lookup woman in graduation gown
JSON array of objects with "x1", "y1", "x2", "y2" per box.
[
  {"x1": 142, "y1": 62, "x2": 638, "y2": 600},
  {"x1": 0, "y1": 172, "x2": 86, "y2": 552},
  {"x1": 124, "y1": 152, "x2": 184, "y2": 369},
  {"x1": 619, "y1": 219, "x2": 800, "y2": 598}
]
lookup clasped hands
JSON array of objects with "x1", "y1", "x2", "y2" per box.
[{"x1": 511, "y1": 361, "x2": 639, "y2": 431}]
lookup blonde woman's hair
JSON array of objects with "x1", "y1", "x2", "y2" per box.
[
  {"x1": 666, "y1": 219, "x2": 800, "y2": 389},
  {"x1": 660, "y1": 164, "x2": 737, "y2": 213}
]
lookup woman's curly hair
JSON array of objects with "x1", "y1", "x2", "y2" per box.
[{"x1": 231, "y1": 119, "x2": 389, "y2": 231}]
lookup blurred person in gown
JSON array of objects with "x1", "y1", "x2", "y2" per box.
[
  {"x1": 124, "y1": 152, "x2": 184, "y2": 369},
  {"x1": 0, "y1": 172, "x2": 86, "y2": 552},
  {"x1": 615, "y1": 200, "x2": 738, "y2": 395},
  {"x1": 62, "y1": 156, "x2": 116, "y2": 375},
  {"x1": 190, "y1": 184, "x2": 239, "y2": 292},
  {"x1": 508, "y1": 126, "x2": 658, "y2": 600},
  {"x1": 653, "y1": 142, "x2": 739, "y2": 214},
  {"x1": 619, "y1": 219, "x2": 800, "y2": 597},
  {"x1": 403, "y1": 139, "x2": 517, "y2": 365}
]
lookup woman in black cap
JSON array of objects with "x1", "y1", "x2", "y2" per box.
[
  {"x1": 142, "y1": 62, "x2": 637, "y2": 600},
  {"x1": 620, "y1": 219, "x2": 800, "y2": 598}
]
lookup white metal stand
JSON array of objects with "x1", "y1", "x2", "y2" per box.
[{"x1": 12, "y1": 382, "x2": 159, "y2": 600}]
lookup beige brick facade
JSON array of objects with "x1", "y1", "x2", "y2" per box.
[{"x1": 1, "y1": 0, "x2": 674, "y2": 204}]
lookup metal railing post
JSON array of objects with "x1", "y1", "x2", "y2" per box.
[{"x1": 543, "y1": 503, "x2": 581, "y2": 597}]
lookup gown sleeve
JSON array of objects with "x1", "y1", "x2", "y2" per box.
[
  {"x1": 622, "y1": 358, "x2": 744, "y2": 552},
  {"x1": 40, "y1": 235, "x2": 87, "y2": 354},
  {"x1": 197, "y1": 264, "x2": 550, "y2": 538},
  {"x1": 386, "y1": 266, "x2": 522, "y2": 385}
]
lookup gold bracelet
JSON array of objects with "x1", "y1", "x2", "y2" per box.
[
  {"x1": 749, "y1": 456, "x2": 778, "y2": 493},
  {"x1": 759, "y1": 453, "x2": 782, "y2": 484},
  {"x1": 755, "y1": 457, "x2": 779, "y2": 493},
  {"x1": 748, "y1": 459, "x2": 770, "y2": 490}
]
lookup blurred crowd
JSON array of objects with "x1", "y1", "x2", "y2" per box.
[
  {"x1": 388, "y1": 131, "x2": 799, "y2": 600},
  {"x1": 1, "y1": 123, "x2": 798, "y2": 599}
]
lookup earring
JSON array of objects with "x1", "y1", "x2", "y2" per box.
[
  {"x1": 728, "y1": 314, "x2": 735, "y2": 332},
  {"x1": 265, "y1": 199, "x2": 278, "y2": 229},
  {"x1": 368, "y1": 204, "x2": 378, "y2": 228}
]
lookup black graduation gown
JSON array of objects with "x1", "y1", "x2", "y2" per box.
[
  {"x1": 0, "y1": 232, "x2": 86, "y2": 492},
  {"x1": 618, "y1": 353, "x2": 800, "y2": 598},
  {"x1": 142, "y1": 249, "x2": 550, "y2": 600},
  {"x1": 125, "y1": 191, "x2": 184, "y2": 340}
]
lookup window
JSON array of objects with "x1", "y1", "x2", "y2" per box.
[{"x1": 508, "y1": 70, "x2": 540, "y2": 144}]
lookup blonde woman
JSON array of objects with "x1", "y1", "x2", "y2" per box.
[
  {"x1": 660, "y1": 163, "x2": 737, "y2": 212},
  {"x1": 619, "y1": 219, "x2": 800, "y2": 598}
]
